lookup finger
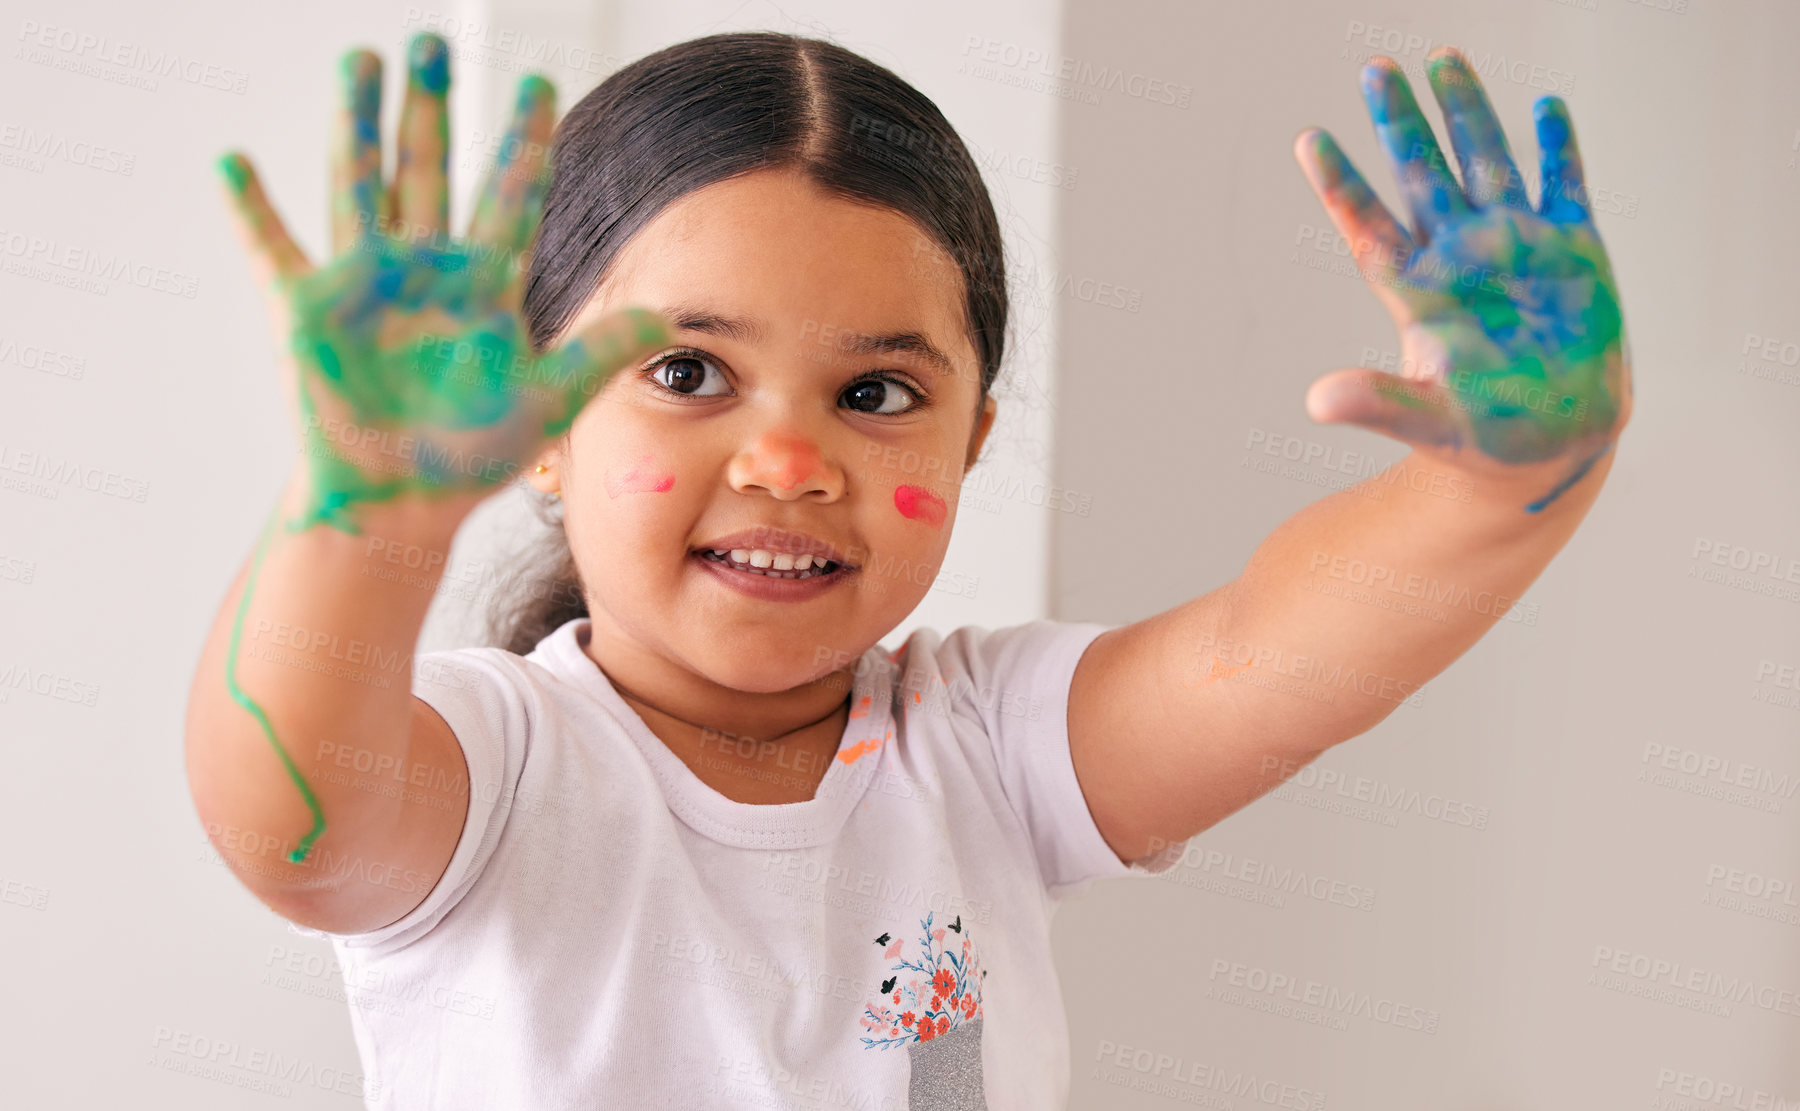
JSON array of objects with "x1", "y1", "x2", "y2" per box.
[
  {"x1": 1534, "y1": 96, "x2": 1589, "y2": 224},
  {"x1": 1305, "y1": 368, "x2": 1465, "y2": 452},
  {"x1": 540, "y1": 308, "x2": 674, "y2": 437},
  {"x1": 1360, "y1": 58, "x2": 1470, "y2": 242},
  {"x1": 217, "y1": 151, "x2": 312, "y2": 289},
  {"x1": 1424, "y1": 48, "x2": 1531, "y2": 209},
  {"x1": 1293, "y1": 128, "x2": 1415, "y2": 282},
  {"x1": 391, "y1": 33, "x2": 450, "y2": 239},
  {"x1": 468, "y1": 74, "x2": 556, "y2": 262},
  {"x1": 331, "y1": 49, "x2": 385, "y2": 255}
]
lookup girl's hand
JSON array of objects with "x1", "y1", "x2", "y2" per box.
[
  {"x1": 217, "y1": 33, "x2": 668, "y2": 533},
  {"x1": 1294, "y1": 48, "x2": 1632, "y2": 513}
]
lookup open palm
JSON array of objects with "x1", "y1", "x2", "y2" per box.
[
  {"x1": 219, "y1": 34, "x2": 666, "y2": 533},
  {"x1": 1295, "y1": 48, "x2": 1631, "y2": 513}
]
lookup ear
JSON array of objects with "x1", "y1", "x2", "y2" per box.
[
  {"x1": 527, "y1": 443, "x2": 565, "y2": 495},
  {"x1": 964, "y1": 393, "x2": 997, "y2": 471}
]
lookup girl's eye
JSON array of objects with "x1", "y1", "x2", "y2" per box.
[
  {"x1": 842, "y1": 375, "x2": 923, "y2": 415},
  {"x1": 650, "y1": 355, "x2": 731, "y2": 397}
]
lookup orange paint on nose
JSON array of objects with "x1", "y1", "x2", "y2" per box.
[
  {"x1": 894, "y1": 485, "x2": 946, "y2": 527},
  {"x1": 753, "y1": 431, "x2": 823, "y2": 490},
  {"x1": 604, "y1": 454, "x2": 676, "y2": 498}
]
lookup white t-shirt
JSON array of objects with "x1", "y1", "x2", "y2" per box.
[{"x1": 294, "y1": 616, "x2": 1189, "y2": 1110}]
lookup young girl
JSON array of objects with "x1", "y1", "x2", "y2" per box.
[{"x1": 186, "y1": 28, "x2": 1630, "y2": 1110}]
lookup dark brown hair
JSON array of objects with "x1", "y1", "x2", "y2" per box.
[{"x1": 490, "y1": 31, "x2": 1009, "y2": 654}]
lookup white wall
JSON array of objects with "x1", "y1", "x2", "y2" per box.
[{"x1": 1049, "y1": 0, "x2": 1800, "y2": 1106}]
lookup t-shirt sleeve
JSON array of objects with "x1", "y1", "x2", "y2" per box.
[
  {"x1": 286, "y1": 646, "x2": 531, "y2": 954},
  {"x1": 936, "y1": 620, "x2": 1192, "y2": 902}
]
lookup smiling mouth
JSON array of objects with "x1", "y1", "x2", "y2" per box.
[{"x1": 696, "y1": 548, "x2": 849, "y2": 580}]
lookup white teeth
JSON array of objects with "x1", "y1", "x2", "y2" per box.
[{"x1": 706, "y1": 546, "x2": 838, "y2": 577}]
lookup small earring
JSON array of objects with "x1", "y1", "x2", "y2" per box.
[{"x1": 534, "y1": 464, "x2": 548, "y2": 474}]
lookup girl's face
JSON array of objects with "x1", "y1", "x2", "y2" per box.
[{"x1": 531, "y1": 168, "x2": 996, "y2": 695}]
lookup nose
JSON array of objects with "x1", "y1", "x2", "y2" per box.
[{"x1": 727, "y1": 429, "x2": 845, "y2": 502}]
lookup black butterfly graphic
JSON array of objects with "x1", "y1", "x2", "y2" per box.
[
  {"x1": 874, "y1": 932, "x2": 891, "y2": 947},
  {"x1": 881, "y1": 976, "x2": 897, "y2": 994},
  {"x1": 948, "y1": 916, "x2": 962, "y2": 934}
]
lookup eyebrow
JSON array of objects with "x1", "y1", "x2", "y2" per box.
[{"x1": 667, "y1": 305, "x2": 957, "y2": 377}]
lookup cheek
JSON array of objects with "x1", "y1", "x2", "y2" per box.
[
  {"x1": 893, "y1": 484, "x2": 946, "y2": 528},
  {"x1": 603, "y1": 453, "x2": 677, "y2": 499}
]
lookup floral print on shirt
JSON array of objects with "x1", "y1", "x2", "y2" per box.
[{"x1": 858, "y1": 911, "x2": 985, "y2": 1048}]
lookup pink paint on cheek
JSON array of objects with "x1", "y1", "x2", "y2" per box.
[
  {"x1": 894, "y1": 484, "x2": 946, "y2": 527},
  {"x1": 604, "y1": 454, "x2": 676, "y2": 499}
]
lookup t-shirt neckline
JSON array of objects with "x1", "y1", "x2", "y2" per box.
[{"x1": 532, "y1": 617, "x2": 897, "y2": 849}]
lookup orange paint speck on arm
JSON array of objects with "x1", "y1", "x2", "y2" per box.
[{"x1": 1180, "y1": 658, "x2": 1252, "y2": 690}]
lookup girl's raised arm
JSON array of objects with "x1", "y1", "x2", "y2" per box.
[
  {"x1": 1065, "y1": 47, "x2": 1631, "y2": 866},
  {"x1": 183, "y1": 34, "x2": 667, "y2": 933}
]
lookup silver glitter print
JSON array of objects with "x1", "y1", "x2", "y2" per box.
[{"x1": 908, "y1": 1017, "x2": 987, "y2": 1110}]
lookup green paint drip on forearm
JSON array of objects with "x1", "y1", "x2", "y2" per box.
[
  {"x1": 214, "y1": 47, "x2": 669, "y2": 862},
  {"x1": 223, "y1": 508, "x2": 328, "y2": 865}
]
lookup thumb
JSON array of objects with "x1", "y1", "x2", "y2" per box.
[
  {"x1": 540, "y1": 307, "x2": 674, "y2": 437},
  {"x1": 1305, "y1": 368, "x2": 1465, "y2": 452}
]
